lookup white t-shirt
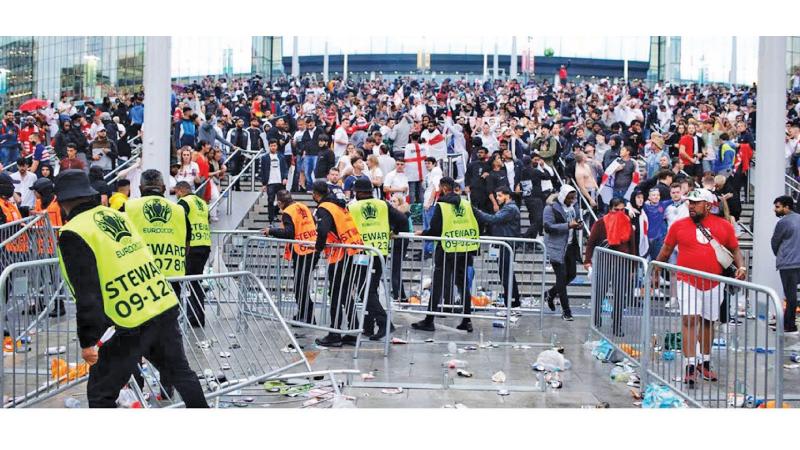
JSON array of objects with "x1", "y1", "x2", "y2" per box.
[
  {"x1": 333, "y1": 127, "x2": 349, "y2": 158},
  {"x1": 383, "y1": 170, "x2": 409, "y2": 199},
  {"x1": 11, "y1": 171, "x2": 37, "y2": 209},
  {"x1": 367, "y1": 167, "x2": 383, "y2": 184},
  {"x1": 176, "y1": 162, "x2": 201, "y2": 186},
  {"x1": 423, "y1": 166, "x2": 443, "y2": 208},
  {"x1": 504, "y1": 160, "x2": 516, "y2": 189},
  {"x1": 267, "y1": 153, "x2": 282, "y2": 185},
  {"x1": 378, "y1": 154, "x2": 396, "y2": 178}
]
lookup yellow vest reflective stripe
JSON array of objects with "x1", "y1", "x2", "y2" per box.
[
  {"x1": 125, "y1": 196, "x2": 187, "y2": 277},
  {"x1": 181, "y1": 194, "x2": 212, "y2": 247},
  {"x1": 58, "y1": 205, "x2": 178, "y2": 329},
  {"x1": 439, "y1": 199, "x2": 480, "y2": 253},
  {"x1": 349, "y1": 198, "x2": 390, "y2": 256}
]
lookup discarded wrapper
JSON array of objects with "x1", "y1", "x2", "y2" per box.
[
  {"x1": 464, "y1": 345, "x2": 478, "y2": 351},
  {"x1": 197, "y1": 341, "x2": 211, "y2": 349},
  {"x1": 361, "y1": 372, "x2": 375, "y2": 381},
  {"x1": 491, "y1": 371, "x2": 507, "y2": 383},
  {"x1": 391, "y1": 337, "x2": 408, "y2": 345},
  {"x1": 46, "y1": 346, "x2": 66, "y2": 356},
  {"x1": 381, "y1": 388, "x2": 404, "y2": 394},
  {"x1": 280, "y1": 346, "x2": 298, "y2": 353},
  {"x1": 497, "y1": 389, "x2": 510, "y2": 396},
  {"x1": 425, "y1": 338, "x2": 435, "y2": 343},
  {"x1": 784, "y1": 363, "x2": 800, "y2": 370},
  {"x1": 456, "y1": 369, "x2": 473, "y2": 378},
  {"x1": 219, "y1": 351, "x2": 232, "y2": 358}
]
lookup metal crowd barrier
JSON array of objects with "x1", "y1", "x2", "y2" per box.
[
  {"x1": 389, "y1": 233, "x2": 515, "y2": 338},
  {"x1": 0, "y1": 215, "x2": 58, "y2": 268},
  {"x1": 207, "y1": 230, "x2": 260, "y2": 274},
  {"x1": 241, "y1": 236, "x2": 389, "y2": 358},
  {"x1": 642, "y1": 261, "x2": 784, "y2": 408},
  {"x1": 1, "y1": 258, "x2": 78, "y2": 408},
  {"x1": 147, "y1": 271, "x2": 357, "y2": 408},
  {"x1": 590, "y1": 248, "x2": 650, "y2": 365}
]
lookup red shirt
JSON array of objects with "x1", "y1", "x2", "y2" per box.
[
  {"x1": 664, "y1": 215, "x2": 738, "y2": 290},
  {"x1": 678, "y1": 135, "x2": 694, "y2": 166},
  {"x1": 195, "y1": 153, "x2": 211, "y2": 201}
]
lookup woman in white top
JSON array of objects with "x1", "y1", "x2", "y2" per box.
[
  {"x1": 366, "y1": 154, "x2": 384, "y2": 198},
  {"x1": 337, "y1": 143, "x2": 358, "y2": 178},
  {"x1": 176, "y1": 147, "x2": 202, "y2": 187}
]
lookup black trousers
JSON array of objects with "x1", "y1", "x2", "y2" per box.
[
  {"x1": 390, "y1": 239, "x2": 408, "y2": 300},
  {"x1": 327, "y1": 255, "x2": 359, "y2": 332},
  {"x1": 292, "y1": 253, "x2": 318, "y2": 323},
  {"x1": 499, "y1": 247, "x2": 520, "y2": 306},
  {"x1": 266, "y1": 183, "x2": 284, "y2": 222},
  {"x1": 523, "y1": 196, "x2": 545, "y2": 238},
  {"x1": 427, "y1": 250, "x2": 473, "y2": 320},
  {"x1": 229, "y1": 152, "x2": 244, "y2": 191},
  {"x1": 356, "y1": 256, "x2": 388, "y2": 331},
  {"x1": 87, "y1": 307, "x2": 208, "y2": 408},
  {"x1": 186, "y1": 247, "x2": 210, "y2": 327},
  {"x1": 548, "y1": 241, "x2": 579, "y2": 316},
  {"x1": 781, "y1": 268, "x2": 800, "y2": 331}
]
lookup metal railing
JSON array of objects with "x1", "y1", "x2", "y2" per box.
[
  {"x1": 642, "y1": 260, "x2": 784, "y2": 408},
  {"x1": 240, "y1": 236, "x2": 391, "y2": 357},
  {"x1": 588, "y1": 246, "x2": 786, "y2": 408}
]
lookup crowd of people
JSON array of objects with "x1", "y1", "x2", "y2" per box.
[{"x1": 5, "y1": 69, "x2": 800, "y2": 394}]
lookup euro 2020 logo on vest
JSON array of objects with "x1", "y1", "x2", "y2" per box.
[
  {"x1": 193, "y1": 196, "x2": 206, "y2": 212},
  {"x1": 143, "y1": 198, "x2": 172, "y2": 224},
  {"x1": 94, "y1": 211, "x2": 132, "y2": 243},
  {"x1": 361, "y1": 202, "x2": 378, "y2": 221},
  {"x1": 452, "y1": 203, "x2": 466, "y2": 218}
]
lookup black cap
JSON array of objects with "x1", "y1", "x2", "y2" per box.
[
  {"x1": 353, "y1": 177, "x2": 373, "y2": 193},
  {"x1": 0, "y1": 173, "x2": 14, "y2": 198},
  {"x1": 496, "y1": 186, "x2": 511, "y2": 195},
  {"x1": 54, "y1": 169, "x2": 99, "y2": 202},
  {"x1": 31, "y1": 177, "x2": 54, "y2": 194}
]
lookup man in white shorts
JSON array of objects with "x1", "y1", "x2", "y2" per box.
[{"x1": 654, "y1": 188, "x2": 746, "y2": 387}]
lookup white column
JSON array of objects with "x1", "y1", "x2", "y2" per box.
[
  {"x1": 664, "y1": 36, "x2": 671, "y2": 83},
  {"x1": 510, "y1": 36, "x2": 517, "y2": 79},
  {"x1": 142, "y1": 36, "x2": 171, "y2": 177},
  {"x1": 753, "y1": 36, "x2": 787, "y2": 296},
  {"x1": 291, "y1": 36, "x2": 299, "y2": 78},
  {"x1": 730, "y1": 36, "x2": 738, "y2": 86},
  {"x1": 343, "y1": 51, "x2": 349, "y2": 82},
  {"x1": 483, "y1": 52, "x2": 488, "y2": 81},
  {"x1": 493, "y1": 42, "x2": 499, "y2": 79},
  {"x1": 623, "y1": 59, "x2": 629, "y2": 81},
  {"x1": 323, "y1": 41, "x2": 329, "y2": 82}
]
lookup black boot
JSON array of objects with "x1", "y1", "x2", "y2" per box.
[
  {"x1": 315, "y1": 333, "x2": 343, "y2": 347},
  {"x1": 456, "y1": 319, "x2": 473, "y2": 332},
  {"x1": 411, "y1": 318, "x2": 435, "y2": 332},
  {"x1": 370, "y1": 323, "x2": 395, "y2": 341},
  {"x1": 361, "y1": 318, "x2": 375, "y2": 338},
  {"x1": 545, "y1": 291, "x2": 556, "y2": 312}
]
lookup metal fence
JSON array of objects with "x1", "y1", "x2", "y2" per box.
[
  {"x1": 240, "y1": 236, "x2": 388, "y2": 357},
  {"x1": 590, "y1": 248, "x2": 650, "y2": 364},
  {"x1": 1, "y1": 258, "x2": 78, "y2": 408},
  {"x1": 389, "y1": 233, "x2": 515, "y2": 337},
  {"x1": 642, "y1": 261, "x2": 784, "y2": 408},
  {"x1": 0, "y1": 215, "x2": 58, "y2": 268}
]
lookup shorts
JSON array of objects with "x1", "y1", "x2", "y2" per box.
[{"x1": 677, "y1": 281, "x2": 722, "y2": 321}]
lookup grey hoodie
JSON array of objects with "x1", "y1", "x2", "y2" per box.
[
  {"x1": 772, "y1": 211, "x2": 800, "y2": 270},
  {"x1": 198, "y1": 120, "x2": 233, "y2": 149}
]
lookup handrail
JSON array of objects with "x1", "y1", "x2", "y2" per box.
[
  {"x1": 2, "y1": 146, "x2": 57, "y2": 173},
  {"x1": 103, "y1": 143, "x2": 142, "y2": 182},
  {"x1": 785, "y1": 174, "x2": 800, "y2": 194},
  {"x1": 208, "y1": 148, "x2": 266, "y2": 211},
  {"x1": 193, "y1": 148, "x2": 242, "y2": 195}
]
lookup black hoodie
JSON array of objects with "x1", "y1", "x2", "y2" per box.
[{"x1": 313, "y1": 194, "x2": 349, "y2": 252}]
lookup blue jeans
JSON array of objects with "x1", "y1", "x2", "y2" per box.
[
  {"x1": 648, "y1": 236, "x2": 664, "y2": 261},
  {"x1": 612, "y1": 188, "x2": 628, "y2": 201},
  {"x1": 302, "y1": 155, "x2": 318, "y2": 189},
  {"x1": 0, "y1": 146, "x2": 19, "y2": 167},
  {"x1": 422, "y1": 206, "x2": 435, "y2": 256}
]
